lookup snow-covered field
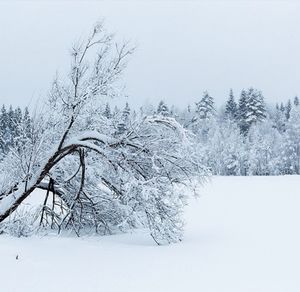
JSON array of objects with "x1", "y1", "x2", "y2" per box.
[{"x1": 1, "y1": 176, "x2": 300, "y2": 292}]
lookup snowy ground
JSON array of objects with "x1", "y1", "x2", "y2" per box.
[{"x1": 1, "y1": 176, "x2": 300, "y2": 292}]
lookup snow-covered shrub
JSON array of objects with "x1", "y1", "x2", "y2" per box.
[{"x1": 0, "y1": 209, "x2": 40, "y2": 237}]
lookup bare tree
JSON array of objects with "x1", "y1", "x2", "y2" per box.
[{"x1": 0, "y1": 22, "x2": 205, "y2": 244}]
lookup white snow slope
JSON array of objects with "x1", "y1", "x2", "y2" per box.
[{"x1": 1, "y1": 176, "x2": 300, "y2": 292}]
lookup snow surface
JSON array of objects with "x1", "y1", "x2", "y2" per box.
[{"x1": 1, "y1": 176, "x2": 300, "y2": 292}]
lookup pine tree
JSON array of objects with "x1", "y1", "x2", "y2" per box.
[
  {"x1": 0, "y1": 105, "x2": 8, "y2": 154},
  {"x1": 294, "y1": 96, "x2": 299, "y2": 107},
  {"x1": 273, "y1": 104, "x2": 286, "y2": 133},
  {"x1": 195, "y1": 91, "x2": 215, "y2": 120},
  {"x1": 124, "y1": 102, "x2": 130, "y2": 117},
  {"x1": 237, "y1": 89, "x2": 248, "y2": 135},
  {"x1": 23, "y1": 107, "x2": 33, "y2": 140},
  {"x1": 157, "y1": 101, "x2": 169, "y2": 117},
  {"x1": 117, "y1": 102, "x2": 131, "y2": 135},
  {"x1": 13, "y1": 107, "x2": 23, "y2": 141},
  {"x1": 0, "y1": 105, "x2": 26, "y2": 155},
  {"x1": 245, "y1": 87, "x2": 266, "y2": 125},
  {"x1": 225, "y1": 89, "x2": 238, "y2": 121},
  {"x1": 285, "y1": 99, "x2": 292, "y2": 120},
  {"x1": 4, "y1": 105, "x2": 15, "y2": 151},
  {"x1": 103, "y1": 102, "x2": 112, "y2": 119}
]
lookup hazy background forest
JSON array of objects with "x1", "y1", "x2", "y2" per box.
[{"x1": 1, "y1": 88, "x2": 299, "y2": 177}]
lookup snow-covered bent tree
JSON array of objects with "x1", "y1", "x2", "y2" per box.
[{"x1": 0, "y1": 23, "x2": 205, "y2": 244}]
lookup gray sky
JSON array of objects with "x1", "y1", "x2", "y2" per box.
[{"x1": 0, "y1": 0, "x2": 300, "y2": 109}]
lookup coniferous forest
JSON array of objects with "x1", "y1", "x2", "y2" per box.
[{"x1": 2, "y1": 87, "x2": 298, "y2": 178}]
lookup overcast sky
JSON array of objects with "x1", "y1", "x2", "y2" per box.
[{"x1": 0, "y1": 0, "x2": 300, "y2": 109}]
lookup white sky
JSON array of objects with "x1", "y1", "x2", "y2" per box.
[{"x1": 0, "y1": 0, "x2": 300, "y2": 108}]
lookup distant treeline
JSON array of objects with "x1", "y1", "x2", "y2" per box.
[{"x1": 2, "y1": 87, "x2": 300, "y2": 175}]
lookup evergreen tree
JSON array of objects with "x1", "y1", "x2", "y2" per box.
[
  {"x1": 195, "y1": 91, "x2": 215, "y2": 120},
  {"x1": 225, "y1": 89, "x2": 238, "y2": 121},
  {"x1": 23, "y1": 107, "x2": 33, "y2": 140},
  {"x1": 285, "y1": 99, "x2": 292, "y2": 120},
  {"x1": 245, "y1": 87, "x2": 266, "y2": 126},
  {"x1": 103, "y1": 102, "x2": 112, "y2": 119},
  {"x1": 13, "y1": 107, "x2": 23, "y2": 141},
  {"x1": 3, "y1": 105, "x2": 15, "y2": 151},
  {"x1": 191, "y1": 92, "x2": 215, "y2": 141},
  {"x1": 157, "y1": 101, "x2": 169, "y2": 117},
  {"x1": 237, "y1": 89, "x2": 248, "y2": 135},
  {"x1": 0, "y1": 105, "x2": 27, "y2": 155},
  {"x1": 117, "y1": 102, "x2": 131, "y2": 135},
  {"x1": 273, "y1": 104, "x2": 286, "y2": 133},
  {"x1": 124, "y1": 102, "x2": 130, "y2": 117},
  {"x1": 0, "y1": 105, "x2": 8, "y2": 154},
  {"x1": 237, "y1": 88, "x2": 266, "y2": 135},
  {"x1": 294, "y1": 96, "x2": 299, "y2": 107}
]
